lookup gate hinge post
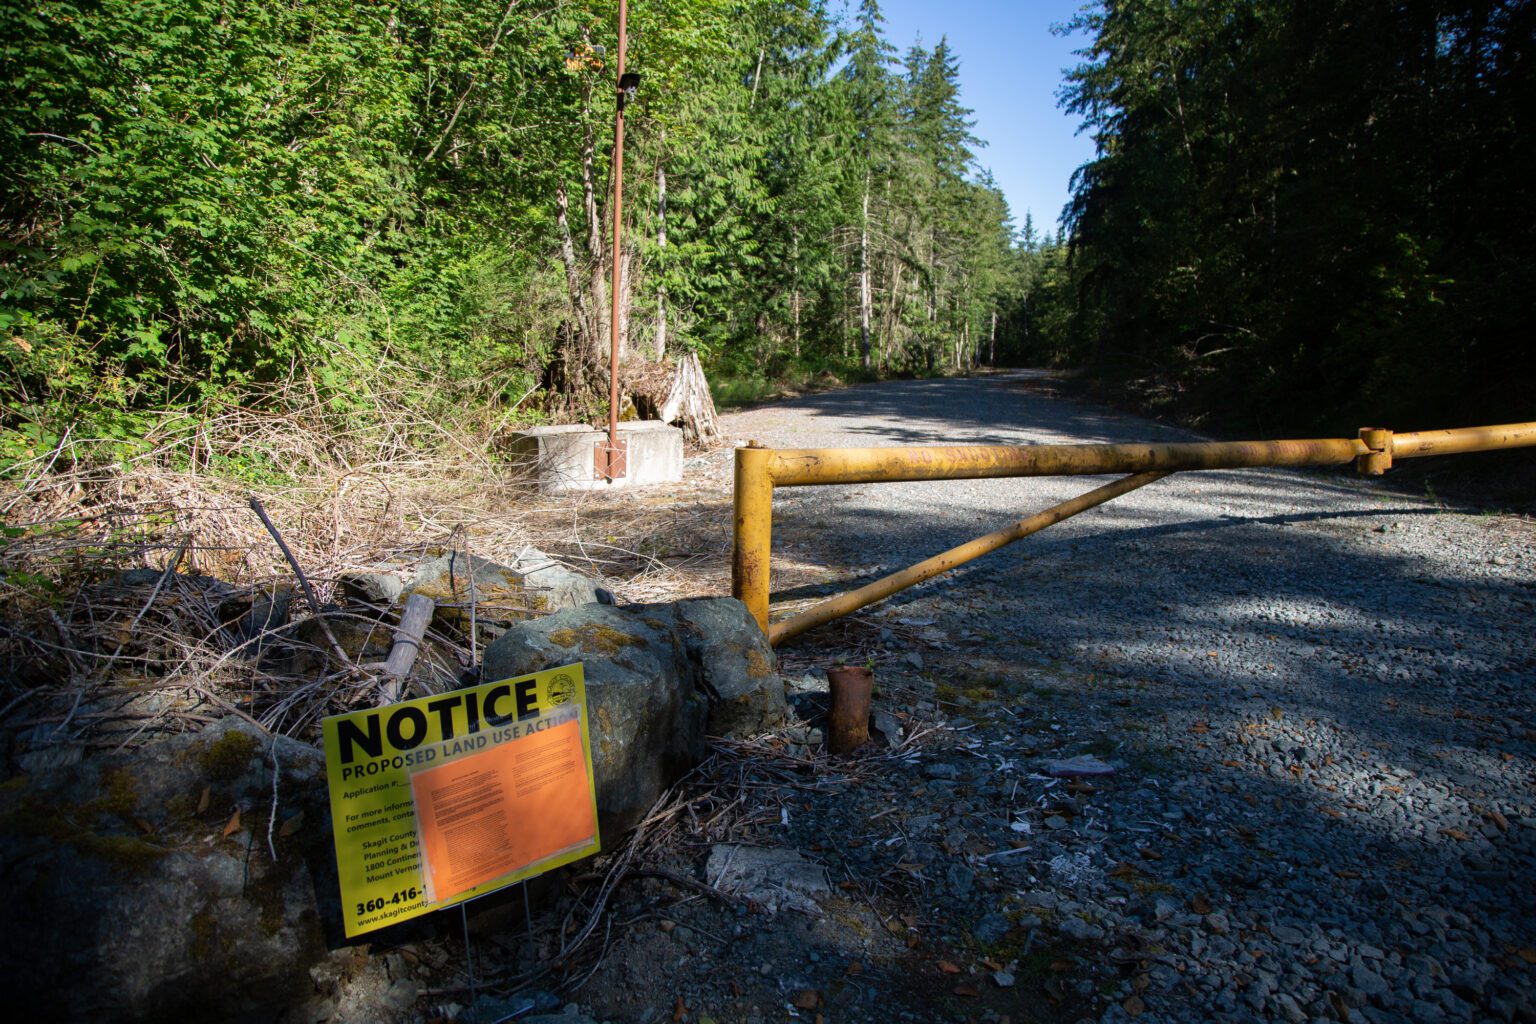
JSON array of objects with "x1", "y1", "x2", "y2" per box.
[{"x1": 1356, "y1": 427, "x2": 1393, "y2": 476}]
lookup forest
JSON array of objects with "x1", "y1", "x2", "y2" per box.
[
  {"x1": 1, "y1": 0, "x2": 1024, "y2": 472},
  {"x1": 2, "y1": 0, "x2": 1531, "y2": 476},
  {"x1": 1028, "y1": 0, "x2": 1535, "y2": 433}
]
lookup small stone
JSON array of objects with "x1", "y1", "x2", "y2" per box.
[
  {"x1": 923, "y1": 762, "x2": 960, "y2": 780},
  {"x1": 992, "y1": 970, "x2": 1015, "y2": 989},
  {"x1": 1058, "y1": 917, "x2": 1105, "y2": 944},
  {"x1": 1044, "y1": 814, "x2": 1070, "y2": 831},
  {"x1": 1046, "y1": 754, "x2": 1117, "y2": 778},
  {"x1": 340, "y1": 570, "x2": 404, "y2": 604},
  {"x1": 1410, "y1": 999, "x2": 1448, "y2": 1023},
  {"x1": 972, "y1": 912, "x2": 1011, "y2": 945},
  {"x1": 871, "y1": 710, "x2": 903, "y2": 744},
  {"x1": 1351, "y1": 964, "x2": 1389, "y2": 998},
  {"x1": 1271, "y1": 924, "x2": 1307, "y2": 945},
  {"x1": 1271, "y1": 992, "x2": 1307, "y2": 1023},
  {"x1": 1446, "y1": 971, "x2": 1484, "y2": 1001}
]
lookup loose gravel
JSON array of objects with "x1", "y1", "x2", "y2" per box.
[{"x1": 555, "y1": 371, "x2": 1536, "y2": 1024}]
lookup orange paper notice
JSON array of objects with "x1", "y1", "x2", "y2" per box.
[{"x1": 410, "y1": 718, "x2": 595, "y2": 904}]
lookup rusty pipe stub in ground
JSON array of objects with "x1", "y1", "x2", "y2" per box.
[{"x1": 826, "y1": 664, "x2": 873, "y2": 754}]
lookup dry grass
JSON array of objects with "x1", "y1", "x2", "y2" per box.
[{"x1": 0, "y1": 382, "x2": 734, "y2": 749}]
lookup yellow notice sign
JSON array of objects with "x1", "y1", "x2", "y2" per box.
[{"x1": 321, "y1": 664, "x2": 599, "y2": 937}]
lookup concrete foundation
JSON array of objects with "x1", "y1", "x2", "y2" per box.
[{"x1": 505, "y1": 420, "x2": 684, "y2": 492}]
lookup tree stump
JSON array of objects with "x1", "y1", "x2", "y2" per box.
[{"x1": 632, "y1": 352, "x2": 720, "y2": 445}]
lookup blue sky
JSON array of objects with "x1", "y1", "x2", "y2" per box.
[{"x1": 866, "y1": 0, "x2": 1098, "y2": 235}]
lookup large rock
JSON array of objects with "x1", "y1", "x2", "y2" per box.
[
  {"x1": 406, "y1": 549, "x2": 604, "y2": 623},
  {"x1": 671, "y1": 598, "x2": 786, "y2": 738},
  {"x1": 480, "y1": 598, "x2": 784, "y2": 838},
  {"x1": 0, "y1": 718, "x2": 339, "y2": 1022}
]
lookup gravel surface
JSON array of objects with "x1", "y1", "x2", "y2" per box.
[{"x1": 511, "y1": 371, "x2": 1536, "y2": 1024}]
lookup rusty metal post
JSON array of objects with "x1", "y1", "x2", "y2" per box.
[
  {"x1": 769, "y1": 471, "x2": 1169, "y2": 645},
  {"x1": 596, "y1": 0, "x2": 629, "y2": 482},
  {"x1": 732, "y1": 443, "x2": 774, "y2": 634},
  {"x1": 1356, "y1": 427, "x2": 1393, "y2": 476}
]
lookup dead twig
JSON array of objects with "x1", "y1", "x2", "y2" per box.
[{"x1": 248, "y1": 496, "x2": 357, "y2": 675}]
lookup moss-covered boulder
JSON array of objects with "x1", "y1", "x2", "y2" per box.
[
  {"x1": 672, "y1": 598, "x2": 787, "y2": 739},
  {"x1": 0, "y1": 718, "x2": 339, "y2": 1022},
  {"x1": 480, "y1": 598, "x2": 784, "y2": 838}
]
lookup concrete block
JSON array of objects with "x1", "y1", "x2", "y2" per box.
[{"x1": 505, "y1": 420, "x2": 684, "y2": 492}]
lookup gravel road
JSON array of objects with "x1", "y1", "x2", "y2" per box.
[{"x1": 571, "y1": 370, "x2": 1535, "y2": 1024}]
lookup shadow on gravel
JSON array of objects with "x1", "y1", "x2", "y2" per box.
[
  {"x1": 760, "y1": 372, "x2": 1206, "y2": 447},
  {"x1": 770, "y1": 466, "x2": 1532, "y2": 790},
  {"x1": 733, "y1": 373, "x2": 1534, "y2": 1018}
]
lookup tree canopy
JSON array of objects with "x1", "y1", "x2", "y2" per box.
[
  {"x1": 1, "y1": 0, "x2": 1026, "y2": 464},
  {"x1": 1021, "y1": 0, "x2": 1536, "y2": 432}
]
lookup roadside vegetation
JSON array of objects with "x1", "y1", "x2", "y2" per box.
[
  {"x1": 1009, "y1": 1, "x2": 1535, "y2": 436},
  {"x1": 1, "y1": 0, "x2": 1038, "y2": 606},
  {"x1": 2, "y1": 0, "x2": 1531, "y2": 630}
]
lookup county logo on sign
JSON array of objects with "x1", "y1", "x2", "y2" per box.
[{"x1": 548, "y1": 672, "x2": 576, "y2": 706}]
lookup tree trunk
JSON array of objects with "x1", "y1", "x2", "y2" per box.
[
  {"x1": 749, "y1": 46, "x2": 766, "y2": 110},
  {"x1": 790, "y1": 231, "x2": 801, "y2": 359},
  {"x1": 881, "y1": 258, "x2": 904, "y2": 372},
  {"x1": 654, "y1": 154, "x2": 667, "y2": 360},
  {"x1": 657, "y1": 351, "x2": 720, "y2": 445},
  {"x1": 859, "y1": 176, "x2": 872, "y2": 370},
  {"x1": 989, "y1": 309, "x2": 997, "y2": 365},
  {"x1": 555, "y1": 182, "x2": 594, "y2": 388},
  {"x1": 618, "y1": 247, "x2": 633, "y2": 361},
  {"x1": 582, "y1": 121, "x2": 609, "y2": 362}
]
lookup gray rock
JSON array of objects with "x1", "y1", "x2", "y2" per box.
[
  {"x1": 339, "y1": 570, "x2": 405, "y2": 604},
  {"x1": 972, "y1": 911, "x2": 1012, "y2": 945},
  {"x1": 220, "y1": 585, "x2": 293, "y2": 644},
  {"x1": 1409, "y1": 1000, "x2": 1448, "y2": 1023},
  {"x1": 670, "y1": 598, "x2": 788, "y2": 738},
  {"x1": 1351, "y1": 964, "x2": 1390, "y2": 998},
  {"x1": 871, "y1": 710, "x2": 904, "y2": 745},
  {"x1": 511, "y1": 549, "x2": 606, "y2": 613},
  {"x1": 1271, "y1": 923, "x2": 1307, "y2": 945},
  {"x1": 1046, "y1": 754, "x2": 1117, "y2": 778},
  {"x1": 706, "y1": 844, "x2": 829, "y2": 915},
  {"x1": 481, "y1": 598, "x2": 784, "y2": 836},
  {"x1": 1446, "y1": 970, "x2": 1484, "y2": 1001},
  {"x1": 1058, "y1": 917, "x2": 1105, "y2": 943},
  {"x1": 0, "y1": 718, "x2": 332, "y2": 1020},
  {"x1": 1272, "y1": 992, "x2": 1308, "y2": 1023},
  {"x1": 408, "y1": 548, "x2": 602, "y2": 627}
]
